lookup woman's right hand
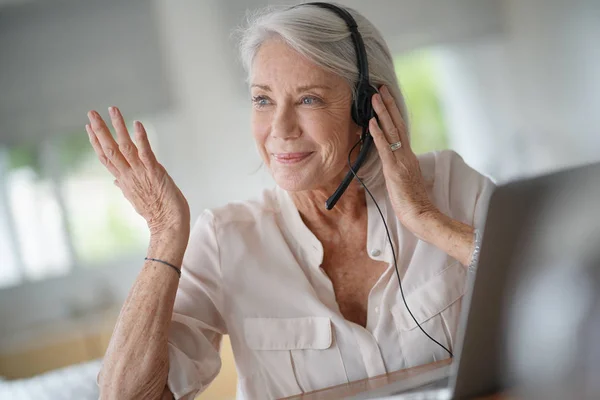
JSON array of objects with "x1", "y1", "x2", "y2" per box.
[{"x1": 86, "y1": 107, "x2": 190, "y2": 239}]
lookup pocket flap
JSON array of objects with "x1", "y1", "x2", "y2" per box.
[
  {"x1": 244, "y1": 317, "x2": 332, "y2": 350},
  {"x1": 392, "y1": 263, "x2": 467, "y2": 331}
]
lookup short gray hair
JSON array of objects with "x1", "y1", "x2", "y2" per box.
[{"x1": 236, "y1": 3, "x2": 409, "y2": 188}]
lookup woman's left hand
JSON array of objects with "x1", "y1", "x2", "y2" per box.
[
  {"x1": 368, "y1": 85, "x2": 440, "y2": 234},
  {"x1": 368, "y1": 85, "x2": 478, "y2": 267}
]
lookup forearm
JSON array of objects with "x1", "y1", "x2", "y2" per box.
[
  {"x1": 100, "y1": 232, "x2": 188, "y2": 400},
  {"x1": 412, "y1": 211, "x2": 476, "y2": 268}
]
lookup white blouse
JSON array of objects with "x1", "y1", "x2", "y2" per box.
[{"x1": 166, "y1": 150, "x2": 495, "y2": 400}]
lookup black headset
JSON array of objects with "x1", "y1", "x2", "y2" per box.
[{"x1": 299, "y1": 2, "x2": 379, "y2": 210}]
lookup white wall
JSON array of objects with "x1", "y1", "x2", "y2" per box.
[
  {"x1": 505, "y1": 0, "x2": 600, "y2": 172},
  {"x1": 436, "y1": 0, "x2": 600, "y2": 181},
  {"x1": 434, "y1": 38, "x2": 523, "y2": 181},
  {"x1": 0, "y1": 0, "x2": 172, "y2": 147}
]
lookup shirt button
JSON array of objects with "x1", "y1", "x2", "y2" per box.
[{"x1": 370, "y1": 249, "x2": 381, "y2": 257}]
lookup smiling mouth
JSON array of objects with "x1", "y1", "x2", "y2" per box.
[{"x1": 271, "y1": 152, "x2": 314, "y2": 164}]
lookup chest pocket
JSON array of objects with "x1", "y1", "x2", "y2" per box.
[
  {"x1": 244, "y1": 316, "x2": 348, "y2": 396},
  {"x1": 391, "y1": 262, "x2": 467, "y2": 367}
]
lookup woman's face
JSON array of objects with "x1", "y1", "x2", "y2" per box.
[{"x1": 250, "y1": 39, "x2": 361, "y2": 192}]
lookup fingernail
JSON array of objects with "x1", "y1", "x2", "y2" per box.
[
  {"x1": 89, "y1": 110, "x2": 102, "y2": 121},
  {"x1": 380, "y1": 86, "x2": 389, "y2": 97},
  {"x1": 109, "y1": 106, "x2": 117, "y2": 117}
]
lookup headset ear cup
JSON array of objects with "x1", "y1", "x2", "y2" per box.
[{"x1": 352, "y1": 84, "x2": 378, "y2": 128}]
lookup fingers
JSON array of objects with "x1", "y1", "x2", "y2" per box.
[
  {"x1": 371, "y1": 91, "x2": 401, "y2": 146},
  {"x1": 133, "y1": 120, "x2": 158, "y2": 169},
  {"x1": 108, "y1": 106, "x2": 145, "y2": 173},
  {"x1": 369, "y1": 117, "x2": 396, "y2": 166},
  {"x1": 378, "y1": 86, "x2": 410, "y2": 146},
  {"x1": 87, "y1": 110, "x2": 131, "y2": 174},
  {"x1": 86, "y1": 108, "x2": 159, "y2": 177},
  {"x1": 86, "y1": 124, "x2": 120, "y2": 177}
]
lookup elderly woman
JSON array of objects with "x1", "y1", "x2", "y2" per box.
[{"x1": 91, "y1": 3, "x2": 494, "y2": 400}]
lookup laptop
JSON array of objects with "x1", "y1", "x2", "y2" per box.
[{"x1": 351, "y1": 160, "x2": 600, "y2": 400}]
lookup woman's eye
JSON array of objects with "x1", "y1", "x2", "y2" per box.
[
  {"x1": 301, "y1": 96, "x2": 320, "y2": 105},
  {"x1": 252, "y1": 96, "x2": 270, "y2": 108}
]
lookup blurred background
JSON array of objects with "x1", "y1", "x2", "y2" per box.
[{"x1": 0, "y1": 0, "x2": 598, "y2": 398}]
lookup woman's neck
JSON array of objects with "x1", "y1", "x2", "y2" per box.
[{"x1": 289, "y1": 182, "x2": 367, "y2": 231}]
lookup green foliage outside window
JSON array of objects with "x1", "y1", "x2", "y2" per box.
[
  {"x1": 394, "y1": 50, "x2": 449, "y2": 154},
  {"x1": 7, "y1": 144, "x2": 42, "y2": 176}
]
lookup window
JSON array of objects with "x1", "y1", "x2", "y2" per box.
[{"x1": 3, "y1": 144, "x2": 72, "y2": 283}]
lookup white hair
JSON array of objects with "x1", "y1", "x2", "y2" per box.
[{"x1": 236, "y1": 3, "x2": 409, "y2": 188}]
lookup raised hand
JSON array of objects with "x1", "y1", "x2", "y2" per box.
[{"x1": 86, "y1": 107, "x2": 190, "y2": 238}]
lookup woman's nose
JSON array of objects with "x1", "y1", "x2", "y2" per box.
[{"x1": 271, "y1": 105, "x2": 300, "y2": 140}]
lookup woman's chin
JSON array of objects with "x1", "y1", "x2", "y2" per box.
[
  {"x1": 275, "y1": 178, "x2": 311, "y2": 192},
  {"x1": 273, "y1": 170, "x2": 318, "y2": 192},
  {"x1": 274, "y1": 172, "x2": 346, "y2": 194}
]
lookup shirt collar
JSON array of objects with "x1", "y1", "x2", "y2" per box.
[{"x1": 275, "y1": 186, "x2": 324, "y2": 267}]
